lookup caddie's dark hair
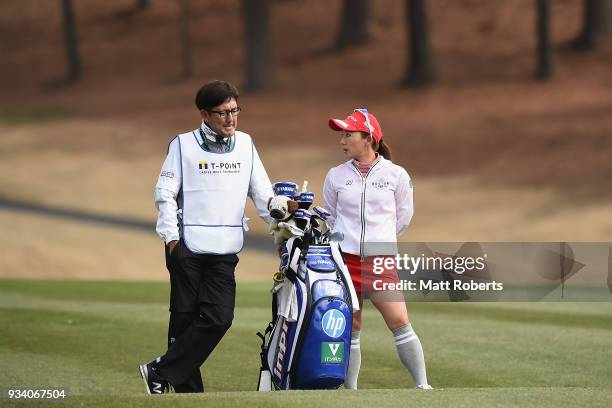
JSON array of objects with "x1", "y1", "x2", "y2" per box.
[{"x1": 195, "y1": 80, "x2": 239, "y2": 111}]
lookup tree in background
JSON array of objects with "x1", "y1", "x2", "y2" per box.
[
  {"x1": 335, "y1": 0, "x2": 372, "y2": 49},
  {"x1": 179, "y1": 0, "x2": 193, "y2": 79},
  {"x1": 536, "y1": 0, "x2": 553, "y2": 79},
  {"x1": 571, "y1": 0, "x2": 612, "y2": 50},
  {"x1": 61, "y1": 0, "x2": 82, "y2": 81},
  {"x1": 242, "y1": 0, "x2": 273, "y2": 91},
  {"x1": 403, "y1": 0, "x2": 435, "y2": 86},
  {"x1": 137, "y1": 0, "x2": 151, "y2": 10}
]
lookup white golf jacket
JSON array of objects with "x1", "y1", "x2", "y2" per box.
[{"x1": 323, "y1": 157, "x2": 414, "y2": 257}]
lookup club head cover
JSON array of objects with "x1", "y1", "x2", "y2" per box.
[
  {"x1": 269, "y1": 195, "x2": 292, "y2": 221},
  {"x1": 287, "y1": 200, "x2": 299, "y2": 214}
]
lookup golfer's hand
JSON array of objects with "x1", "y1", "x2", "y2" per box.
[{"x1": 168, "y1": 240, "x2": 179, "y2": 255}]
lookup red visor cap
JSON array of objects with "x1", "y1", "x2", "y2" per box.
[{"x1": 328, "y1": 110, "x2": 383, "y2": 144}]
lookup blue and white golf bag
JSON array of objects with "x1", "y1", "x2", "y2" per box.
[{"x1": 257, "y1": 234, "x2": 359, "y2": 390}]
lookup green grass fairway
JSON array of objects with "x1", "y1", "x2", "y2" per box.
[{"x1": 1, "y1": 279, "x2": 611, "y2": 407}]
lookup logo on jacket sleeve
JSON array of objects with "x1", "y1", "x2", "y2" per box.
[{"x1": 321, "y1": 309, "x2": 346, "y2": 338}]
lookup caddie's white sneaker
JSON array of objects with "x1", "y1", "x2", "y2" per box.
[{"x1": 416, "y1": 384, "x2": 433, "y2": 390}]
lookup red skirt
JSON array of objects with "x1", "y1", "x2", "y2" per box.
[{"x1": 342, "y1": 253, "x2": 400, "y2": 295}]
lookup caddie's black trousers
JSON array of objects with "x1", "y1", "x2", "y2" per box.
[{"x1": 154, "y1": 239, "x2": 238, "y2": 392}]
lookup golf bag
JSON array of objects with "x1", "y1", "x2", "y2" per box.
[{"x1": 257, "y1": 236, "x2": 359, "y2": 390}]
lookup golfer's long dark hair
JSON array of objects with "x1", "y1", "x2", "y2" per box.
[
  {"x1": 364, "y1": 134, "x2": 392, "y2": 161},
  {"x1": 377, "y1": 140, "x2": 392, "y2": 160}
]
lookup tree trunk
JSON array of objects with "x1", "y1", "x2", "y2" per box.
[
  {"x1": 335, "y1": 0, "x2": 372, "y2": 49},
  {"x1": 179, "y1": 0, "x2": 192, "y2": 79},
  {"x1": 61, "y1": 0, "x2": 82, "y2": 81},
  {"x1": 137, "y1": 0, "x2": 151, "y2": 9},
  {"x1": 403, "y1": 0, "x2": 435, "y2": 86},
  {"x1": 572, "y1": 0, "x2": 612, "y2": 50},
  {"x1": 536, "y1": 0, "x2": 553, "y2": 79},
  {"x1": 242, "y1": 0, "x2": 273, "y2": 91}
]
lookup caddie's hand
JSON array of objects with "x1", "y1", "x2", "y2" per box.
[
  {"x1": 287, "y1": 200, "x2": 299, "y2": 213},
  {"x1": 168, "y1": 240, "x2": 179, "y2": 255}
]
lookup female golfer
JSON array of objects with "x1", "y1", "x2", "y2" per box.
[{"x1": 323, "y1": 108, "x2": 431, "y2": 390}]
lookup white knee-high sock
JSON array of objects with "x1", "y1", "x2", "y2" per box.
[
  {"x1": 344, "y1": 330, "x2": 361, "y2": 389},
  {"x1": 393, "y1": 324, "x2": 429, "y2": 387}
]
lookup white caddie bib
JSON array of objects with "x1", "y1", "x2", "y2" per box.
[{"x1": 178, "y1": 130, "x2": 253, "y2": 254}]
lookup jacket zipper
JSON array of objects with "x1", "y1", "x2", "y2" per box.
[{"x1": 357, "y1": 161, "x2": 379, "y2": 260}]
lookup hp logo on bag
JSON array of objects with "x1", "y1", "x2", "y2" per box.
[{"x1": 321, "y1": 309, "x2": 346, "y2": 338}]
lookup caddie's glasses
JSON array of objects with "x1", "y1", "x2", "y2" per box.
[
  {"x1": 354, "y1": 108, "x2": 373, "y2": 135},
  {"x1": 206, "y1": 107, "x2": 241, "y2": 119}
]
